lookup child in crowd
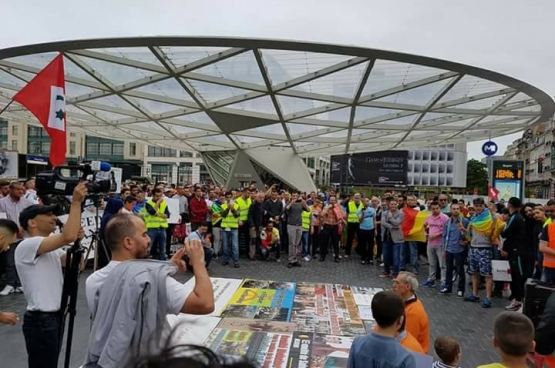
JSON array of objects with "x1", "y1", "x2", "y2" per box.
[
  {"x1": 433, "y1": 336, "x2": 461, "y2": 368},
  {"x1": 478, "y1": 312, "x2": 535, "y2": 368}
]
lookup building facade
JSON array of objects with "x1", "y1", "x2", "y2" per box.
[
  {"x1": 503, "y1": 120, "x2": 555, "y2": 198},
  {"x1": 0, "y1": 119, "x2": 331, "y2": 188}
]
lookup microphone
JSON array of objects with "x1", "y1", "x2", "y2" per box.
[{"x1": 89, "y1": 161, "x2": 112, "y2": 172}]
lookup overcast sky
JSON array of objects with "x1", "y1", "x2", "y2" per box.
[{"x1": 3, "y1": 0, "x2": 553, "y2": 159}]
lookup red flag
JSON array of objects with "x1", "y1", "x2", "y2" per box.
[
  {"x1": 13, "y1": 54, "x2": 66, "y2": 166},
  {"x1": 488, "y1": 185, "x2": 500, "y2": 201}
]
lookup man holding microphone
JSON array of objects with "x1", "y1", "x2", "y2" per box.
[{"x1": 15, "y1": 182, "x2": 87, "y2": 368}]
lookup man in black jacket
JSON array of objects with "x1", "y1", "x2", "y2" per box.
[
  {"x1": 501, "y1": 197, "x2": 532, "y2": 311},
  {"x1": 535, "y1": 290, "x2": 555, "y2": 366},
  {"x1": 248, "y1": 193, "x2": 266, "y2": 260}
]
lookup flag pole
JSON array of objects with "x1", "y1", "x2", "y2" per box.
[{"x1": 0, "y1": 100, "x2": 13, "y2": 117}]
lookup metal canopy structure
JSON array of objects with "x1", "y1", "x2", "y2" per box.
[{"x1": 0, "y1": 36, "x2": 553, "y2": 156}]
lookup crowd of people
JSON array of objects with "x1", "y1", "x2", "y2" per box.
[{"x1": 0, "y1": 177, "x2": 555, "y2": 367}]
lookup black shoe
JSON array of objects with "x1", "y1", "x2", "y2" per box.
[
  {"x1": 287, "y1": 263, "x2": 294, "y2": 268},
  {"x1": 234, "y1": 262, "x2": 240, "y2": 268},
  {"x1": 369, "y1": 260, "x2": 374, "y2": 265},
  {"x1": 293, "y1": 262, "x2": 302, "y2": 267},
  {"x1": 334, "y1": 257, "x2": 340, "y2": 263},
  {"x1": 319, "y1": 256, "x2": 326, "y2": 262},
  {"x1": 222, "y1": 260, "x2": 229, "y2": 266}
]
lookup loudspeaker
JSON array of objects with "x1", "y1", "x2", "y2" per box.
[{"x1": 523, "y1": 278, "x2": 555, "y2": 327}]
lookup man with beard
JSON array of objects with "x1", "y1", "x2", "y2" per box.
[{"x1": 532, "y1": 206, "x2": 548, "y2": 279}]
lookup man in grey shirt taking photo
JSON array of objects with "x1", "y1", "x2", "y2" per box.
[{"x1": 286, "y1": 191, "x2": 310, "y2": 269}]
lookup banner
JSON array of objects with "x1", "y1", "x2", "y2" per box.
[
  {"x1": 330, "y1": 150, "x2": 408, "y2": 186},
  {"x1": 291, "y1": 284, "x2": 366, "y2": 337},
  {"x1": 58, "y1": 205, "x2": 103, "y2": 260},
  {"x1": 402, "y1": 207, "x2": 430, "y2": 242},
  {"x1": 0, "y1": 150, "x2": 18, "y2": 179},
  {"x1": 183, "y1": 277, "x2": 243, "y2": 316},
  {"x1": 216, "y1": 318, "x2": 297, "y2": 334},
  {"x1": 221, "y1": 279, "x2": 296, "y2": 322}
]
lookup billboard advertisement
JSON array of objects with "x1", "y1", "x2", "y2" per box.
[
  {"x1": 330, "y1": 151, "x2": 408, "y2": 186},
  {"x1": 491, "y1": 160, "x2": 525, "y2": 200}
]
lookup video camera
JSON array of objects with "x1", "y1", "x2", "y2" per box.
[{"x1": 36, "y1": 161, "x2": 116, "y2": 196}]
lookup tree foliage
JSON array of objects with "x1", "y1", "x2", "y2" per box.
[{"x1": 466, "y1": 159, "x2": 489, "y2": 194}]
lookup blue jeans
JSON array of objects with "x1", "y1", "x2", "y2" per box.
[
  {"x1": 22, "y1": 311, "x2": 62, "y2": 368},
  {"x1": 445, "y1": 251, "x2": 465, "y2": 292},
  {"x1": 400, "y1": 241, "x2": 419, "y2": 273},
  {"x1": 383, "y1": 240, "x2": 402, "y2": 275},
  {"x1": 301, "y1": 231, "x2": 309, "y2": 257},
  {"x1": 222, "y1": 229, "x2": 239, "y2": 262},
  {"x1": 541, "y1": 266, "x2": 555, "y2": 285},
  {"x1": 148, "y1": 228, "x2": 167, "y2": 260}
]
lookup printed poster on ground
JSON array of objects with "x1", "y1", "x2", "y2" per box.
[
  {"x1": 164, "y1": 315, "x2": 220, "y2": 346},
  {"x1": 291, "y1": 283, "x2": 365, "y2": 336},
  {"x1": 205, "y1": 328, "x2": 292, "y2": 368},
  {"x1": 287, "y1": 332, "x2": 354, "y2": 368},
  {"x1": 183, "y1": 277, "x2": 243, "y2": 316},
  {"x1": 220, "y1": 279, "x2": 296, "y2": 321}
]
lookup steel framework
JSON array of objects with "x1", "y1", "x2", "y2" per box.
[{"x1": 0, "y1": 37, "x2": 552, "y2": 156}]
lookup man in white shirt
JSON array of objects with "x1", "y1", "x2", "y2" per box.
[
  {"x1": 23, "y1": 178, "x2": 39, "y2": 204},
  {"x1": 15, "y1": 182, "x2": 87, "y2": 368},
  {"x1": 85, "y1": 213, "x2": 214, "y2": 319}
]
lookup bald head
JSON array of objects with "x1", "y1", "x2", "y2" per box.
[{"x1": 105, "y1": 214, "x2": 142, "y2": 252}]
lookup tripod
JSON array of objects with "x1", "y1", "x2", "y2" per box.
[
  {"x1": 84, "y1": 197, "x2": 110, "y2": 272},
  {"x1": 58, "y1": 195, "x2": 105, "y2": 368}
]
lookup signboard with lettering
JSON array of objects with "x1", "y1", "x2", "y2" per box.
[
  {"x1": 491, "y1": 160, "x2": 525, "y2": 200},
  {"x1": 330, "y1": 151, "x2": 408, "y2": 186}
]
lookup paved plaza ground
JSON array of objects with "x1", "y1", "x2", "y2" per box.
[{"x1": 0, "y1": 257, "x2": 503, "y2": 368}]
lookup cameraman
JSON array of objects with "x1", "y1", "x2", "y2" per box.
[{"x1": 14, "y1": 182, "x2": 87, "y2": 368}]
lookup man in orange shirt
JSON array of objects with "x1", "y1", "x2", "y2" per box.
[{"x1": 393, "y1": 271, "x2": 430, "y2": 352}]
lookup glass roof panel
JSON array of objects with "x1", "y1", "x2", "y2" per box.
[
  {"x1": 88, "y1": 47, "x2": 164, "y2": 67},
  {"x1": 362, "y1": 60, "x2": 448, "y2": 96},
  {"x1": 375, "y1": 79, "x2": 451, "y2": 106},
  {"x1": 225, "y1": 95, "x2": 277, "y2": 115},
  {"x1": 0, "y1": 69, "x2": 30, "y2": 88},
  {"x1": 234, "y1": 123, "x2": 284, "y2": 136},
  {"x1": 157, "y1": 46, "x2": 230, "y2": 67},
  {"x1": 287, "y1": 122, "x2": 325, "y2": 135},
  {"x1": 130, "y1": 96, "x2": 186, "y2": 114},
  {"x1": 307, "y1": 107, "x2": 351, "y2": 122},
  {"x1": 260, "y1": 49, "x2": 355, "y2": 85},
  {"x1": 290, "y1": 61, "x2": 370, "y2": 98},
  {"x1": 174, "y1": 111, "x2": 220, "y2": 129},
  {"x1": 65, "y1": 82, "x2": 101, "y2": 97},
  {"x1": 193, "y1": 50, "x2": 265, "y2": 85},
  {"x1": 450, "y1": 95, "x2": 507, "y2": 110},
  {"x1": 186, "y1": 79, "x2": 253, "y2": 103},
  {"x1": 74, "y1": 55, "x2": 158, "y2": 85},
  {"x1": 437, "y1": 75, "x2": 507, "y2": 104},
  {"x1": 129, "y1": 77, "x2": 196, "y2": 101},
  {"x1": 276, "y1": 95, "x2": 330, "y2": 115}
]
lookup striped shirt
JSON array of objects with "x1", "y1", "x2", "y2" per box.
[
  {"x1": 0, "y1": 196, "x2": 34, "y2": 226},
  {"x1": 432, "y1": 361, "x2": 460, "y2": 368}
]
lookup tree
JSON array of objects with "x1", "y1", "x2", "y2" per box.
[{"x1": 466, "y1": 159, "x2": 489, "y2": 194}]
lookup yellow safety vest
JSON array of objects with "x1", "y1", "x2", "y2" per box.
[
  {"x1": 235, "y1": 197, "x2": 252, "y2": 222},
  {"x1": 348, "y1": 201, "x2": 363, "y2": 223},
  {"x1": 221, "y1": 203, "x2": 239, "y2": 229},
  {"x1": 545, "y1": 218, "x2": 552, "y2": 227},
  {"x1": 301, "y1": 210, "x2": 311, "y2": 230},
  {"x1": 145, "y1": 199, "x2": 169, "y2": 229}
]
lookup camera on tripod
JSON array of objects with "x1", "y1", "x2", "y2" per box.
[{"x1": 36, "y1": 161, "x2": 116, "y2": 197}]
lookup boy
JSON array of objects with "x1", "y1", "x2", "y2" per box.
[
  {"x1": 347, "y1": 291, "x2": 416, "y2": 368},
  {"x1": 0, "y1": 219, "x2": 20, "y2": 325},
  {"x1": 121, "y1": 196, "x2": 137, "y2": 214},
  {"x1": 478, "y1": 312, "x2": 535, "y2": 368},
  {"x1": 433, "y1": 336, "x2": 461, "y2": 368}
]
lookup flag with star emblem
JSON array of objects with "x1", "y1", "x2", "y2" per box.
[{"x1": 13, "y1": 53, "x2": 66, "y2": 166}]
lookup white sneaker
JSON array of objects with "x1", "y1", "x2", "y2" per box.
[
  {"x1": 380, "y1": 262, "x2": 385, "y2": 267},
  {"x1": 302, "y1": 256, "x2": 310, "y2": 262},
  {"x1": 15, "y1": 286, "x2": 23, "y2": 293},
  {"x1": 0, "y1": 285, "x2": 15, "y2": 296}
]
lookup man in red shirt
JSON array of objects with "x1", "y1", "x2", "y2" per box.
[{"x1": 189, "y1": 187, "x2": 208, "y2": 232}]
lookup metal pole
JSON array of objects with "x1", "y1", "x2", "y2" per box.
[{"x1": 0, "y1": 100, "x2": 14, "y2": 117}]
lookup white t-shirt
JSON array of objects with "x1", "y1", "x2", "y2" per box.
[
  {"x1": 14, "y1": 236, "x2": 65, "y2": 312},
  {"x1": 85, "y1": 261, "x2": 192, "y2": 315},
  {"x1": 121, "y1": 208, "x2": 133, "y2": 214}
]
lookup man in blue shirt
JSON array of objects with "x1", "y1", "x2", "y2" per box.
[
  {"x1": 186, "y1": 221, "x2": 214, "y2": 268},
  {"x1": 358, "y1": 197, "x2": 376, "y2": 265},
  {"x1": 347, "y1": 290, "x2": 416, "y2": 368},
  {"x1": 441, "y1": 203, "x2": 469, "y2": 296}
]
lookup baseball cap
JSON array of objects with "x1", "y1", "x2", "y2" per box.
[{"x1": 19, "y1": 204, "x2": 58, "y2": 231}]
